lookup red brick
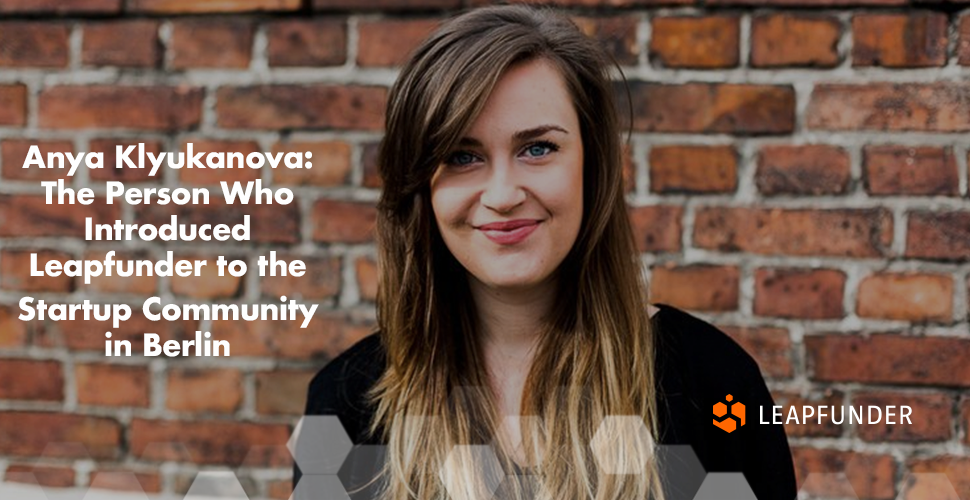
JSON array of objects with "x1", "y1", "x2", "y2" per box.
[
  {"x1": 361, "y1": 142, "x2": 381, "y2": 188},
  {"x1": 756, "y1": 144, "x2": 850, "y2": 195},
  {"x1": 624, "y1": 83, "x2": 795, "y2": 134},
  {"x1": 82, "y1": 21, "x2": 160, "y2": 68},
  {"x1": 855, "y1": 391, "x2": 952, "y2": 442},
  {"x1": 0, "y1": 0, "x2": 120, "y2": 14},
  {"x1": 170, "y1": 19, "x2": 254, "y2": 69},
  {"x1": 358, "y1": 18, "x2": 439, "y2": 67},
  {"x1": 130, "y1": 418, "x2": 289, "y2": 466},
  {"x1": 964, "y1": 400, "x2": 970, "y2": 445},
  {"x1": 312, "y1": 199, "x2": 377, "y2": 244},
  {"x1": 863, "y1": 145, "x2": 958, "y2": 196},
  {"x1": 853, "y1": 13, "x2": 947, "y2": 68},
  {"x1": 857, "y1": 272, "x2": 953, "y2": 322},
  {"x1": 694, "y1": 207, "x2": 893, "y2": 258},
  {"x1": 771, "y1": 390, "x2": 844, "y2": 437},
  {"x1": 39, "y1": 86, "x2": 203, "y2": 131},
  {"x1": 266, "y1": 480, "x2": 292, "y2": 500},
  {"x1": 356, "y1": 256, "x2": 378, "y2": 301},
  {"x1": 76, "y1": 363, "x2": 150, "y2": 407},
  {"x1": 754, "y1": 268, "x2": 845, "y2": 319},
  {"x1": 177, "y1": 139, "x2": 261, "y2": 185},
  {"x1": 960, "y1": 15, "x2": 970, "y2": 66},
  {"x1": 4, "y1": 464, "x2": 75, "y2": 487},
  {"x1": 267, "y1": 19, "x2": 346, "y2": 67},
  {"x1": 261, "y1": 254, "x2": 340, "y2": 300},
  {"x1": 0, "y1": 22, "x2": 69, "y2": 67},
  {"x1": 0, "y1": 359, "x2": 62, "y2": 401},
  {"x1": 649, "y1": 264, "x2": 739, "y2": 311},
  {"x1": 216, "y1": 85, "x2": 385, "y2": 130},
  {"x1": 1, "y1": 140, "x2": 75, "y2": 182},
  {"x1": 135, "y1": 200, "x2": 299, "y2": 244},
  {"x1": 792, "y1": 447, "x2": 896, "y2": 500},
  {"x1": 717, "y1": 325, "x2": 792, "y2": 378},
  {"x1": 650, "y1": 16, "x2": 739, "y2": 69},
  {"x1": 905, "y1": 211, "x2": 970, "y2": 262},
  {"x1": 0, "y1": 195, "x2": 120, "y2": 238},
  {"x1": 906, "y1": 456, "x2": 970, "y2": 499},
  {"x1": 628, "y1": 205, "x2": 683, "y2": 253},
  {"x1": 167, "y1": 368, "x2": 242, "y2": 414},
  {"x1": 89, "y1": 469, "x2": 160, "y2": 493},
  {"x1": 38, "y1": 311, "x2": 197, "y2": 354},
  {"x1": 649, "y1": 145, "x2": 737, "y2": 194},
  {"x1": 0, "y1": 84, "x2": 27, "y2": 126},
  {"x1": 751, "y1": 14, "x2": 841, "y2": 68},
  {"x1": 572, "y1": 15, "x2": 640, "y2": 65},
  {"x1": 0, "y1": 412, "x2": 121, "y2": 459},
  {"x1": 210, "y1": 313, "x2": 372, "y2": 360},
  {"x1": 129, "y1": 0, "x2": 299, "y2": 13},
  {"x1": 80, "y1": 249, "x2": 157, "y2": 295},
  {"x1": 807, "y1": 83, "x2": 970, "y2": 132},
  {"x1": 0, "y1": 305, "x2": 29, "y2": 348},
  {"x1": 1, "y1": 249, "x2": 74, "y2": 292},
  {"x1": 170, "y1": 254, "x2": 242, "y2": 299},
  {"x1": 255, "y1": 369, "x2": 315, "y2": 415},
  {"x1": 314, "y1": 0, "x2": 459, "y2": 10},
  {"x1": 271, "y1": 141, "x2": 351, "y2": 186},
  {"x1": 806, "y1": 334, "x2": 970, "y2": 387},
  {"x1": 89, "y1": 139, "x2": 162, "y2": 183}
]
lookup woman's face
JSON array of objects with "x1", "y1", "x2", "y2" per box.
[{"x1": 430, "y1": 58, "x2": 584, "y2": 293}]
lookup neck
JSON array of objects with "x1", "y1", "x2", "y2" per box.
[{"x1": 469, "y1": 275, "x2": 555, "y2": 366}]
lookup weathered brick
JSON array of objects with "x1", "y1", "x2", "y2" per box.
[
  {"x1": 572, "y1": 15, "x2": 639, "y2": 65},
  {"x1": 863, "y1": 145, "x2": 958, "y2": 196},
  {"x1": 0, "y1": 305, "x2": 29, "y2": 348},
  {"x1": 355, "y1": 255, "x2": 378, "y2": 301},
  {"x1": 167, "y1": 368, "x2": 242, "y2": 414},
  {"x1": 628, "y1": 205, "x2": 683, "y2": 253},
  {"x1": 906, "y1": 456, "x2": 970, "y2": 499},
  {"x1": 266, "y1": 480, "x2": 292, "y2": 500},
  {"x1": 89, "y1": 468, "x2": 160, "y2": 493},
  {"x1": 82, "y1": 21, "x2": 160, "y2": 68},
  {"x1": 2, "y1": 139, "x2": 75, "y2": 182},
  {"x1": 649, "y1": 145, "x2": 737, "y2": 194},
  {"x1": 853, "y1": 13, "x2": 947, "y2": 68},
  {"x1": 177, "y1": 139, "x2": 260, "y2": 185},
  {"x1": 855, "y1": 391, "x2": 952, "y2": 442},
  {"x1": 0, "y1": 359, "x2": 62, "y2": 401},
  {"x1": 771, "y1": 390, "x2": 844, "y2": 437},
  {"x1": 756, "y1": 144, "x2": 850, "y2": 196},
  {"x1": 216, "y1": 85, "x2": 385, "y2": 130},
  {"x1": 357, "y1": 18, "x2": 439, "y2": 67},
  {"x1": 694, "y1": 207, "x2": 893, "y2": 258},
  {"x1": 267, "y1": 19, "x2": 346, "y2": 67},
  {"x1": 751, "y1": 14, "x2": 841, "y2": 68},
  {"x1": 255, "y1": 369, "x2": 315, "y2": 415},
  {"x1": 313, "y1": 0, "x2": 459, "y2": 10},
  {"x1": 89, "y1": 139, "x2": 162, "y2": 183},
  {"x1": 649, "y1": 264, "x2": 739, "y2": 311},
  {"x1": 271, "y1": 141, "x2": 351, "y2": 186},
  {"x1": 960, "y1": 15, "x2": 970, "y2": 66},
  {"x1": 210, "y1": 312, "x2": 372, "y2": 360},
  {"x1": 261, "y1": 254, "x2": 341, "y2": 300},
  {"x1": 312, "y1": 199, "x2": 377, "y2": 244},
  {"x1": 792, "y1": 447, "x2": 896, "y2": 500},
  {"x1": 129, "y1": 0, "x2": 299, "y2": 13},
  {"x1": 650, "y1": 16, "x2": 739, "y2": 68},
  {"x1": 130, "y1": 418, "x2": 289, "y2": 466},
  {"x1": 0, "y1": 0, "x2": 120, "y2": 14},
  {"x1": 81, "y1": 249, "x2": 158, "y2": 295},
  {"x1": 0, "y1": 22, "x2": 69, "y2": 67},
  {"x1": 717, "y1": 325, "x2": 792, "y2": 378},
  {"x1": 622, "y1": 83, "x2": 795, "y2": 134},
  {"x1": 170, "y1": 254, "x2": 243, "y2": 299},
  {"x1": 136, "y1": 200, "x2": 300, "y2": 244},
  {"x1": 0, "y1": 84, "x2": 27, "y2": 126},
  {"x1": 361, "y1": 141, "x2": 382, "y2": 188},
  {"x1": 76, "y1": 363, "x2": 150, "y2": 407},
  {"x1": 754, "y1": 268, "x2": 845, "y2": 319},
  {"x1": 1, "y1": 249, "x2": 75, "y2": 292},
  {"x1": 0, "y1": 412, "x2": 121, "y2": 459},
  {"x1": 170, "y1": 19, "x2": 255, "y2": 69},
  {"x1": 806, "y1": 334, "x2": 970, "y2": 387},
  {"x1": 856, "y1": 272, "x2": 953, "y2": 322},
  {"x1": 905, "y1": 211, "x2": 970, "y2": 262},
  {"x1": 0, "y1": 195, "x2": 120, "y2": 238},
  {"x1": 4, "y1": 464, "x2": 75, "y2": 487},
  {"x1": 39, "y1": 86, "x2": 203, "y2": 131},
  {"x1": 807, "y1": 83, "x2": 970, "y2": 132},
  {"x1": 964, "y1": 400, "x2": 970, "y2": 445}
]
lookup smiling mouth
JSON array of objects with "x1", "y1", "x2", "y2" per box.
[{"x1": 477, "y1": 220, "x2": 541, "y2": 245}]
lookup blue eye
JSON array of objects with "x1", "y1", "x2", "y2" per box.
[
  {"x1": 445, "y1": 151, "x2": 478, "y2": 168},
  {"x1": 523, "y1": 141, "x2": 558, "y2": 158}
]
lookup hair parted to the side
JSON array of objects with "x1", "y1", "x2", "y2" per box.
[{"x1": 366, "y1": 4, "x2": 664, "y2": 500}]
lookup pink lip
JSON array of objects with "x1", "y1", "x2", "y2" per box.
[{"x1": 477, "y1": 219, "x2": 540, "y2": 245}]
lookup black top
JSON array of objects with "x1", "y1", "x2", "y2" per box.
[{"x1": 297, "y1": 303, "x2": 797, "y2": 500}]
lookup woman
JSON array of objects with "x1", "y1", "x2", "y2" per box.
[{"x1": 297, "y1": 4, "x2": 796, "y2": 500}]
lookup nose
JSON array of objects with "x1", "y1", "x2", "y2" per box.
[{"x1": 479, "y1": 160, "x2": 526, "y2": 214}]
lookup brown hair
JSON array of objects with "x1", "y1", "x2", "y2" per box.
[{"x1": 368, "y1": 4, "x2": 663, "y2": 499}]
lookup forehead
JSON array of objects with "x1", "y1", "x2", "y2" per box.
[{"x1": 463, "y1": 58, "x2": 579, "y2": 140}]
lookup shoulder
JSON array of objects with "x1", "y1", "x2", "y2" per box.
[{"x1": 305, "y1": 332, "x2": 385, "y2": 424}]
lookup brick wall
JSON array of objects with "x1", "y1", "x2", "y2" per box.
[{"x1": 0, "y1": 0, "x2": 968, "y2": 499}]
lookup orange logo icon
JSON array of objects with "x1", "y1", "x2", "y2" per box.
[{"x1": 713, "y1": 394, "x2": 745, "y2": 433}]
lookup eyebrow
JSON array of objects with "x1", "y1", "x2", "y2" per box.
[{"x1": 456, "y1": 124, "x2": 569, "y2": 147}]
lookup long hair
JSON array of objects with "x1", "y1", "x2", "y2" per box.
[{"x1": 367, "y1": 5, "x2": 664, "y2": 499}]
